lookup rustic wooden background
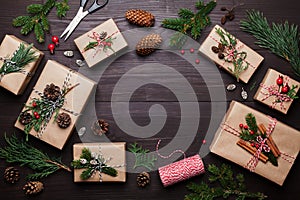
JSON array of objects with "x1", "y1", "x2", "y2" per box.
[{"x1": 0, "y1": 0, "x2": 299, "y2": 199}]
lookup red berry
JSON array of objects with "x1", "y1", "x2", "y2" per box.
[
  {"x1": 276, "y1": 75, "x2": 283, "y2": 86},
  {"x1": 32, "y1": 102, "x2": 37, "y2": 107},
  {"x1": 33, "y1": 111, "x2": 38, "y2": 116},
  {"x1": 195, "y1": 59, "x2": 200, "y2": 64},
  {"x1": 180, "y1": 49, "x2": 185, "y2": 55},
  {"x1": 243, "y1": 125, "x2": 248, "y2": 130},
  {"x1": 190, "y1": 48, "x2": 195, "y2": 53},
  {"x1": 106, "y1": 42, "x2": 111, "y2": 47},
  {"x1": 250, "y1": 130, "x2": 255, "y2": 135},
  {"x1": 35, "y1": 114, "x2": 40, "y2": 119},
  {"x1": 251, "y1": 143, "x2": 255, "y2": 147},
  {"x1": 281, "y1": 84, "x2": 290, "y2": 94},
  {"x1": 52, "y1": 36, "x2": 59, "y2": 46},
  {"x1": 239, "y1": 123, "x2": 243, "y2": 128},
  {"x1": 255, "y1": 144, "x2": 259, "y2": 149},
  {"x1": 48, "y1": 43, "x2": 55, "y2": 54}
]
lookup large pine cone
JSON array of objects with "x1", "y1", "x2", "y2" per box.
[
  {"x1": 4, "y1": 167, "x2": 20, "y2": 184},
  {"x1": 23, "y1": 181, "x2": 44, "y2": 195},
  {"x1": 137, "y1": 172, "x2": 150, "y2": 187},
  {"x1": 136, "y1": 33, "x2": 162, "y2": 56},
  {"x1": 125, "y1": 9, "x2": 155, "y2": 27},
  {"x1": 43, "y1": 83, "x2": 61, "y2": 101},
  {"x1": 56, "y1": 112, "x2": 71, "y2": 128},
  {"x1": 19, "y1": 112, "x2": 32, "y2": 125}
]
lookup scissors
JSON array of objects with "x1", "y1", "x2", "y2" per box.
[{"x1": 60, "y1": 0, "x2": 109, "y2": 41}]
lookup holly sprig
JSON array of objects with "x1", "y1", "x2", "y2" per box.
[
  {"x1": 71, "y1": 148, "x2": 117, "y2": 180},
  {"x1": 128, "y1": 143, "x2": 157, "y2": 170},
  {"x1": 184, "y1": 164, "x2": 267, "y2": 200},
  {"x1": 12, "y1": 0, "x2": 69, "y2": 43}
]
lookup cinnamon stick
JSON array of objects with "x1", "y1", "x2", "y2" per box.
[
  {"x1": 258, "y1": 124, "x2": 281, "y2": 157},
  {"x1": 258, "y1": 123, "x2": 267, "y2": 135},
  {"x1": 237, "y1": 139, "x2": 268, "y2": 163},
  {"x1": 268, "y1": 136, "x2": 281, "y2": 156}
]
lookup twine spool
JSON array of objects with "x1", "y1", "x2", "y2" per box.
[{"x1": 156, "y1": 140, "x2": 205, "y2": 187}]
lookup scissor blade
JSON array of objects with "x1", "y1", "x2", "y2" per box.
[
  {"x1": 60, "y1": 7, "x2": 83, "y2": 39},
  {"x1": 64, "y1": 11, "x2": 89, "y2": 41}
]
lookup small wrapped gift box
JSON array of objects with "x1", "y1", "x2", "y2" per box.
[
  {"x1": 210, "y1": 101, "x2": 300, "y2": 186},
  {"x1": 15, "y1": 60, "x2": 96, "y2": 150},
  {"x1": 74, "y1": 18, "x2": 128, "y2": 68},
  {"x1": 0, "y1": 35, "x2": 44, "y2": 95},
  {"x1": 199, "y1": 25, "x2": 264, "y2": 83},
  {"x1": 254, "y1": 68, "x2": 299, "y2": 114},
  {"x1": 73, "y1": 143, "x2": 126, "y2": 182}
]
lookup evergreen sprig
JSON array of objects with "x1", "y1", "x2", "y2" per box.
[
  {"x1": 0, "y1": 43, "x2": 37, "y2": 78},
  {"x1": 12, "y1": 0, "x2": 69, "y2": 43},
  {"x1": 162, "y1": 0, "x2": 216, "y2": 47},
  {"x1": 240, "y1": 10, "x2": 300, "y2": 78},
  {"x1": 184, "y1": 164, "x2": 267, "y2": 200},
  {"x1": 0, "y1": 134, "x2": 71, "y2": 180},
  {"x1": 128, "y1": 143, "x2": 157, "y2": 170}
]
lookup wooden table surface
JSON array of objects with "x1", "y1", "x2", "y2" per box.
[{"x1": 0, "y1": 0, "x2": 299, "y2": 199}]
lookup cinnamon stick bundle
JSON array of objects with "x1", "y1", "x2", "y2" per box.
[
  {"x1": 237, "y1": 139, "x2": 268, "y2": 163},
  {"x1": 258, "y1": 124, "x2": 281, "y2": 157}
]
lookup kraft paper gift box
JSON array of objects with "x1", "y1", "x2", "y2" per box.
[
  {"x1": 0, "y1": 35, "x2": 44, "y2": 95},
  {"x1": 15, "y1": 60, "x2": 96, "y2": 150},
  {"x1": 73, "y1": 143, "x2": 126, "y2": 182},
  {"x1": 199, "y1": 25, "x2": 264, "y2": 83},
  {"x1": 254, "y1": 68, "x2": 299, "y2": 114},
  {"x1": 210, "y1": 101, "x2": 300, "y2": 186},
  {"x1": 74, "y1": 18, "x2": 128, "y2": 68}
]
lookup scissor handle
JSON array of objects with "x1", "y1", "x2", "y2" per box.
[
  {"x1": 80, "y1": 0, "x2": 89, "y2": 7},
  {"x1": 88, "y1": 0, "x2": 109, "y2": 13}
]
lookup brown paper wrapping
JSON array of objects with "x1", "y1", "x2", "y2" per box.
[
  {"x1": 73, "y1": 143, "x2": 126, "y2": 182},
  {"x1": 0, "y1": 35, "x2": 44, "y2": 95},
  {"x1": 254, "y1": 68, "x2": 300, "y2": 114},
  {"x1": 199, "y1": 25, "x2": 264, "y2": 83},
  {"x1": 14, "y1": 60, "x2": 96, "y2": 150},
  {"x1": 74, "y1": 18, "x2": 128, "y2": 68},
  {"x1": 210, "y1": 101, "x2": 300, "y2": 186}
]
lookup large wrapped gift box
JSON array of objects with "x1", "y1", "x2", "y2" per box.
[
  {"x1": 0, "y1": 35, "x2": 44, "y2": 95},
  {"x1": 73, "y1": 143, "x2": 126, "y2": 182},
  {"x1": 199, "y1": 25, "x2": 264, "y2": 83},
  {"x1": 254, "y1": 68, "x2": 299, "y2": 114},
  {"x1": 210, "y1": 101, "x2": 300, "y2": 186},
  {"x1": 15, "y1": 60, "x2": 96, "y2": 149},
  {"x1": 74, "y1": 18, "x2": 128, "y2": 68}
]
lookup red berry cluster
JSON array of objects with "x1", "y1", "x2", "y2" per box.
[
  {"x1": 48, "y1": 36, "x2": 59, "y2": 54},
  {"x1": 239, "y1": 123, "x2": 259, "y2": 148},
  {"x1": 32, "y1": 101, "x2": 40, "y2": 119},
  {"x1": 276, "y1": 75, "x2": 290, "y2": 94}
]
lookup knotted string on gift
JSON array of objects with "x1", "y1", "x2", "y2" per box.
[
  {"x1": 32, "y1": 70, "x2": 80, "y2": 138},
  {"x1": 222, "y1": 116, "x2": 295, "y2": 172},
  {"x1": 156, "y1": 140, "x2": 205, "y2": 187},
  {"x1": 259, "y1": 76, "x2": 291, "y2": 111}
]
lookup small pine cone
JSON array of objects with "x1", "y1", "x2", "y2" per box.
[
  {"x1": 4, "y1": 167, "x2": 20, "y2": 184},
  {"x1": 92, "y1": 119, "x2": 109, "y2": 136},
  {"x1": 136, "y1": 33, "x2": 162, "y2": 56},
  {"x1": 137, "y1": 172, "x2": 150, "y2": 187},
  {"x1": 23, "y1": 181, "x2": 44, "y2": 195},
  {"x1": 99, "y1": 31, "x2": 107, "y2": 39},
  {"x1": 43, "y1": 83, "x2": 61, "y2": 101},
  {"x1": 19, "y1": 112, "x2": 32, "y2": 125},
  {"x1": 125, "y1": 9, "x2": 155, "y2": 27},
  {"x1": 56, "y1": 112, "x2": 71, "y2": 128}
]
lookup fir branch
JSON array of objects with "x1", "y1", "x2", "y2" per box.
[
  {"x1": 128, "y1": 143, "x2": 157, "y2": 170},
  {"x1": 184, "y1": 164, "x2": 267, "y2": 200},
  {"x1": 240, "y1": 10, "x2": 300, "y2": 78},
  {"x1": 0, "y1": 134, "x2": 71, "y2": 180},
  {"x1": 245, "y1": 113, "x2": 258, "y2": 133},
  {"x1": 12, "y1": 0, "x2": 69, "y2": 43}
]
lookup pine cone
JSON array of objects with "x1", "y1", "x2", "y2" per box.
[
  {"x1": 137, "y1": 172, "x2": 150, "y2": 187},
  {"x1": 23, "y1": 181, "x2": 44, "y2": 195},
  {"x1": 43, "y1": 83, "x2": 61, "y2": 101},
  {"x1": 4, "y1": 167, "x2": 20, "y2": 184},
  {"x1": 19, "y1": 112, "x2": 32, "y2": 125},
  {"x1": 136, "y1": 33, "x2": 162, "y2": 56},
  {"x1": 92, "y1": 119, "x2": 109, "y2": 136},
  {"x1": 99, "y1": 31, "x2": 107, "y2": 39},
  {"x1": 56, "y1": 112, "x2": 71, "y2": 128},
  {"x1": 125, "y1": 9, "x2": 155, "y2": 27}
]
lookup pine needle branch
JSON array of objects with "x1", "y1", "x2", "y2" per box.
[
  {"x1": 240, "y1": 10, "x2": 300, "y2": 78},
  {"x1": 128, "y1": 143, "x2": 157, "y2": 170},
  {"x1": 12, "y1": 0, "x2": 69, "y2": 43},
  {"x1": 0, "y1": 134, "x2": 71, "y2": 180}
]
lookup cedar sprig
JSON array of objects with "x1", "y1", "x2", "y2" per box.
[
  {"x1": 0, "y1": 43, "x2": 37, "y2": 77},
  {"x1": 240, "y1": 10, "x2": 300, "y2": 78},
  {"x1": 0, "y1": 134, "x2": 71, "y2": 180},
  {"x1": 128, "y1": 143, "x2": 157, "y2": 170},
  {"x1": 162, "y1": 0, "x2": 216, "y2": 46},
  {"x1": 71, "y1": 147, "x2": 118, "y2": 180},
  {"x1": 184, "y1": 164, "x2": 267, "y2": 200},
  {"x1": 12, "y1": 0, "x2": 69, "y2": 43}
]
